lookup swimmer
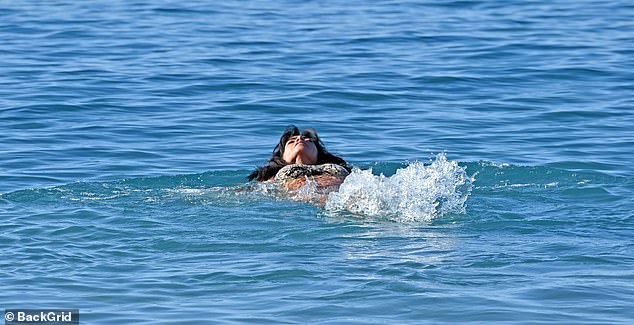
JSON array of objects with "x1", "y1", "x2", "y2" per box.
[{"x1": 248, "y1": 125, "x2": 351, "y2": 191}]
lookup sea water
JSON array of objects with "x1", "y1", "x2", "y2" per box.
[{"x1": 1, "y1": 1, "x2": 633, "y2": 323}]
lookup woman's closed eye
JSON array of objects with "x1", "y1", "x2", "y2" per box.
[{"x1": 286, "y1": 136, "x2": 313, "y2": 145}]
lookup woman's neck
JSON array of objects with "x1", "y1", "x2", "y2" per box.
[{"x1": 293, "y1": 155, "x2": 317, "y2": 165}]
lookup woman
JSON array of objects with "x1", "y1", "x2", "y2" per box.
[{"x1": 248, "y1": 125, "x2": 351, "y2": 190}]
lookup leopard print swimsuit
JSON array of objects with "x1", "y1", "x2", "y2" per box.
[{"x1": 274, "y1": 163, "x2": 350, "y2": 182}]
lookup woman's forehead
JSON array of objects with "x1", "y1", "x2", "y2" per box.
[
  {"x1": 301, "y1": 129, "x2": 317, "y2": 137},
  {"x1": 280, "y1": 127, "x2": 318, "y2": 145}
]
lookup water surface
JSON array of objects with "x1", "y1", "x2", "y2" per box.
[{"x1": 1, "y1": 0, "x2": 633, "y2": 323}]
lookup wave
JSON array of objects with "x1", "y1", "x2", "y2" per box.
[
  {"x1": 325, "y1": 153, "x2": 473, "y2": 222},
  {"x1": 2, "y1": 155, "x2": 629, "y2": 223}
]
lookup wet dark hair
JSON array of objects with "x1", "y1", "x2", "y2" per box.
[{"x1": 248, "y1": 125, "x2": 351, "y2": 182}]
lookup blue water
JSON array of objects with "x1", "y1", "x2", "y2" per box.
[{"x1": 2, "y1": 0, "x2": 633, "y2": 323}]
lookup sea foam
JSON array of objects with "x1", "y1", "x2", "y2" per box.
[{"x1": 325, "y1": 153, "x2": 473, "y2": 222}]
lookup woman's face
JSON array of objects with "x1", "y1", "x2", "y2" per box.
[{"x1": 282, "y1": 135, "x2": 318, "y2": 164}]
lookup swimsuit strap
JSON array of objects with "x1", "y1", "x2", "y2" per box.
[{"x1": 275, "y1": 163, "x2": 350, "y2": 181}]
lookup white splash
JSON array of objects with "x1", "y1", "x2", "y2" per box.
[{"x1": 325, "y1": 153, "x2": 473, "y2": 222}]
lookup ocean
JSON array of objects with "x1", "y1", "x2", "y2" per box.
[{"x1": 1, "y1": 0, "x2": 633, "y2": 323}]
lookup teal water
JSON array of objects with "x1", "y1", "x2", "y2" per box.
[{"x1": 2, "y1": 1, "x2": 634, "y2": 323}]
